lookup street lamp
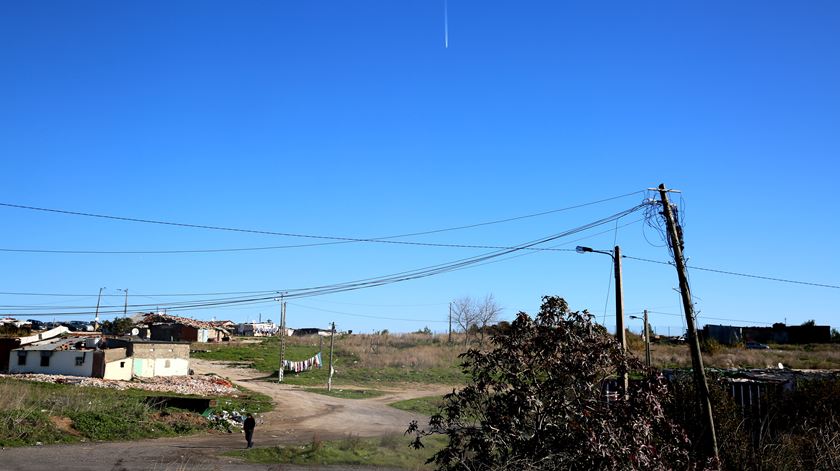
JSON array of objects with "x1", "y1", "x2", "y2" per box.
[
  {"x1": 576, "y1": 245, "x2": 627, "y2": 394},
  {"x1": 575, "y1": 246, "x2": 626, "y2": 350},
  {"x1": 630, "y1": 310, "x2": 651, "y2": 368},
  {"x1": 117, "y1": 289, "x2": 129, "y2": 318}
]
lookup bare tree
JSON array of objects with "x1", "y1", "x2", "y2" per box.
[
  {"x1": 452, "y1": 294, "x2": 501, "y2": 346},
  {"x1": 452, "y1": 296, "x2": 477, "y2": 346},
  {"x1": 475, "y1": 294, "x2": 501, "y2": 346}
]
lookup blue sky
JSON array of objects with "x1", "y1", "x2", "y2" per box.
[{"x1": 1, "y1": 1, "x2": 838, "y2": 334}]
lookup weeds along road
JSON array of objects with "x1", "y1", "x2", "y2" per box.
[{"x1": 0, "y1": 359, "x2": 453, "y2": 471}]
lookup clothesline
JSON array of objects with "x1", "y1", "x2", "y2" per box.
[{"x1": 283, "y1": 352, "x2": 322, "y2": 373}]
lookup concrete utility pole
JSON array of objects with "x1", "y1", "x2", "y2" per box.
[
  {"x1": 277, "y1": 294, "x2": 287, "y2": 383},
  {"x1": 631, "y1": 311, "x2": 652, "y2": 369},
  {"x1": 613, "y1": 245, "x2": 628, "y2": 396},
  {"x1": 448, "y1": 302, "x2": 453, "y2": 344},
  {"x1": 613, "y1": 246, "x2": 627, "y2": 354},
  {"x1": 643, "y1": 309, "x2": 651, "y2": 368},
  {"x1": 576, "y1": 245, "x2": 628, "y2": 394},
  {"x1": 122, "y1": 289, "x2": 128, "y2": 318},
  {"x1": 327, "y1": 322, "x2": 336, "y2": 391},
  {"x1": 658, "y1": 183, "x2": 719, "y2": 461},
  {"x1": 94, "y1": 287, "x2": 105, "y2": 331}
]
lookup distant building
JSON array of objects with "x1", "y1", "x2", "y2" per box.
[
  {"x1": 701, "y1": 323, "x2": 831, "y2": 345},
  {"x1": 703, "y1": 325, "x2": 743, "y2": 345},
  {"x1": 293, "y1": 328, "x2": 331, "y2": 337},
  {"x1": 236, "y1": 322, "x2": 279, "y2": 337},
  {"x1": 143, "y1": 313, "x2": 229, "y2": 342}
]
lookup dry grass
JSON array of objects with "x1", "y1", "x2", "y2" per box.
[
  {"x1": 287, "y1": 332, "x2": 466, "y2": 370},
  {"x1": 631, "y1": 342, "x2": 840, "y2": 369}
]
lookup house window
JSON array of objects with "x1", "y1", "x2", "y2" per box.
[
  {"x1": 75, "y1": 354, "x2": 85, "y2": 366},
  {"x1": 40, "y1": 351, "x2": 51, "y2": 367},
  {"x1": 17, "y1": 351, "x2": 27, "y2": 365},
  {"x1": 165, "y1": 359, "x2": 171, "y2": 368},
  {"x1": 120, "y1": 361, "x2": 126, "y2": 368}
]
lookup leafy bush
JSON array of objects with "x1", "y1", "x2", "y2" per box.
[{"x1": 408, "y1": 296, "x2": 696, "y2": 470}]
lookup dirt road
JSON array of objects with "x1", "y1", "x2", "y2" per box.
[{"x1": 0, "y1": 360, "x2": 453, "y2": 471}]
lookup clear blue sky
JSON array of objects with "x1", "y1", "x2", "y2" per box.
[{"x1": 1, "y1": 1, "x2": 838, "y2": 335}]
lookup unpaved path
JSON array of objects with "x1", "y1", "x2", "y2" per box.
[{"x1": 0, "y1": 360, "x2": 454, "y2": 471}]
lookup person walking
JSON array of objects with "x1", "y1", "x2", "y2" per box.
[{"x1": 243, "y1": 413, "x2": 256, "y2": 448}]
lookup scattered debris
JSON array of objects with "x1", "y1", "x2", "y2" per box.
[
  {"x1": 204, "y1": 408, "x2": 247, "y2": 432},
  {"x1": 0, "y1": 373, "x2": 238, "y2": 396}
]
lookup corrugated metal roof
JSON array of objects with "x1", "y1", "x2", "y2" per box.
[{"x1": 17, "y1": 337, "x2": 101, "y2": 351}]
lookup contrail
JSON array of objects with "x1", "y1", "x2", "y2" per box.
[{"x1": 444, "y1": 0, "x2": 449, "y2": 48}]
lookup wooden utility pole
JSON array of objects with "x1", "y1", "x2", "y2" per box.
[
  {"x1": 122, "y1": 289, "x2": 128, "y2": 318},
  {"x1": 658, "y1": 183, "x2": 719, "y2": 461},
  {"x1": 327, "y1": 322, "x2": 336, "y2": 391}
]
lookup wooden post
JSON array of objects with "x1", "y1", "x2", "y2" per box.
[{"x1": 658, "y1": 183, "x2": 719, "y2": 461}]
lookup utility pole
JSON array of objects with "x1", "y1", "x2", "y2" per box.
[
  {"x1": 576, "y1": 245, "x2": 628, "y2": 395},
  {"x1": 613, "y1": 246, "x2": 627, "y2": 352},
  {"x1": 276, "y1": 294, "x2": 287, "y2": 383},
  {"x1": 327, "y1": 322, "x2": 336, "y2": 391},
  {"x1": 94, "y1": 287, "x2": 105, "y2": 331},
  {"x1": 643, "y1": 309, "x2": 651, "y2": 368},
  {"x1": 613, "y1": 246, "x2": 628, "y2": 395},
  {"x1": 658, "y1": 183, "x2": 719, "y2": 461},
  {"x1": 122, "y1": 289, "x2": 128, "y2": 318},
  {"x1": 448, "y1": 302, "x2": 452, "y2": 344}
]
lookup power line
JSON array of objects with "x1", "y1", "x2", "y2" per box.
[
  {"x1": 0, "y1": 204, "x2": 650, "y2": 316},
  {"x1": 640, "y1": 311, "x2": 773, "y2": 326},
  {"x1": 0, "y1": 243, "x2": 580, "y2": 255},
  {"x1": 0, "y1": 218, "x2": 645, "y2": 299},
  {"x1": 0, "y1": 191, "x2": 644, "y2": 252},
  {"x1": 622, "y1": 256, "x2": 840, "y2": 290}
]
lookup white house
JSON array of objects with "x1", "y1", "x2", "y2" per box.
[{"x1": 9, "y1": 337, "x2": 131, "y2": 380}]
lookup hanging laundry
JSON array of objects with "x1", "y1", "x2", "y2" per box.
[{"x1": 282, "y1": 352, "x2": 323, "y2": 373}]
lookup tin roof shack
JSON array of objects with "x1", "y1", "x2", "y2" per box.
[
  {"x1": 144, "y1": 313, "x2": 229, "y2": 343},
  {"x1": 9, "y1": 336, "x2": 131, "y2": 380},
  {"x1": 108, "y1": 338, "x2": 190, "y2": 377}
]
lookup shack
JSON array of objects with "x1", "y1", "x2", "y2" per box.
[
  {"x1": 143, "y1": 313, "x2": 229, "y2": 342},
  {"x1": 108, "y1": 338, "x2": 191, "y2": 377},
  {"x1": 8, "y1": 336, "x2": 131, "y2": 380}
]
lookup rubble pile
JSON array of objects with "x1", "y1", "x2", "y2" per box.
[{"x1": 0, "y1": 373, "x2": 239, "y2": 396}]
